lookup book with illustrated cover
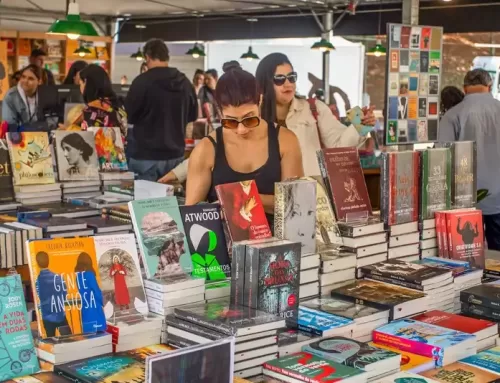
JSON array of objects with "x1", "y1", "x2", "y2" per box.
[
  {"x1": 447, "y1": 210, "x2": 485, "y2": 269},
  {"x1": 460, "y1": 346, "x2": 500, "y2": 374},
  {"x1": 380, "y1": 151, "x2": 420, "y2": 226},
  {"x1": 27, "y1": 237, "x2": 107, "y2": 338},
  {"x1": 88, "y1": 127, "x2": 128, "y2": 172},
  {"x1": 0, "y1": 140, "x2": 14, "y2": 203},
  {"x1": 0, "y1": 275, "x2": 39, "y2": 381},
  {"x1": 370, "y1": 342, "x2": 435, "y2": 373},
  {"x1": 415, "y1": 257, "x2": 469, "y2": 277},
  {"x1": 128, "y1": 197, "x2": 193, "y2": 279},
  {"x1": 180, "y1": 204, "x2": 230, "y2": 281},
  {"x1": 420, "y1": 148, "x2": 452, "y2": 220},
  {"x1": 376, "y1": 372, "x2": 440, "y2": 382},
  {"x1": 297, "y1": 307, "x2": 354, "y2": 337},
  {"x1": 4, "y1": 372, "x2": 68, "y2": 383},
  {"x1": 93, "y1": 234, "x2": 148, "y2": 322},
  {"x1": 54, "y1": 131, "x2": 99, "y2": 182},
  {"x1": 441, "y1": 141, "x2": 477, "y2": 209},
  {"x1": 6, "y1": 132, "x2": 55, "y2": 186},
  {"x1": 301, "y1": 297, "x2": 388, "y2": 323},
  {"x1": 460, "y1": 284, "x2": 500, "y2": 311},
  {"x1": 420, "y1": 362, "x2": 500, "y2": 383},
  {"x1": 274, "y1": 179, "x2": 316, "y2": 255},
  {"x1": 317, "y1": 147, "x2": 372, "y2": 220}
]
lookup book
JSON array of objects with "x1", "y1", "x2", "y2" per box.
[
  {"x1": 4, "y1": 372, "x2": 68, "y2": 383},
  {"x1": 375, "y1": 372, "x2": 440, "y2": 382},
  {"x1": 128, "y1": 196, "x2": 193, "y2": 279},
  {"x1": 460, "y1": 284, "x2": 500, "y2": 311},
  {"x1": 0, "y1": 275, "x2": 39, "y2": 380},
  {"x1": 26, "y1": 237, "x2": 107, "y2": 338},
  {"x1": 459, "y1": 346, "x2": 500, "y2": 375},
  {"x1": 370, "y1": 342, "x2": 436, "y2": 373},
  {"x1": 420, "y1": 361, "x2": 500, "y2": 383},
  {"x1": 274, "y1": 179, "x2": 316, "y2": 255},
  {"x1": 446, "y1": 210, "x2": 485, "y2": 269},
  {"x1": 317, "y1": 147, "x2": 372, "y2": 220},
  {"x1": 93, "y1": 234, "x2": 149, "y2": 321},
  {"x1": 6, "y1": 132, "x2": 55, "y2": 186},
  {"x1": 420, "y1": 148, "x2": 452, "y2": 220},
  {"x1": 180, "y1": 204, "x2": 230, "y2": 281},
  {"x1": 414, "y1": 257, "x2": 469, "y2": 276},
  {"x1": 301, "y1": 297, "x2": 388, "y2": 323},
  {"x1": 0, "y1": 140, "x2": 14, "y2": 203},
  {"x1": 297, "y1": 307, "x2": 354, "y2": 337},
  {"x1": 380, "y1": 151, "x2": 420, "y2": 226},
  {"x1": 54, "y1": 131, "x2": 100, "y2": 181},
  {"x1": 89, "y1": 127, "x2": 128, "y2": 172}
]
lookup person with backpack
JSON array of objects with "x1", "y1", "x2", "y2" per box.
[{"x1": 256, "y1": 53, "x2": 375, "y2": 176}]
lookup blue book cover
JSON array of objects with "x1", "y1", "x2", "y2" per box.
[
  {"x1": 460, "y1": 347, "x2": 500, "y2": 374},
  {"x1": 297, "y1": 307, "x2": 353, "y2": 336},
  {"x1": 414, "y1": 257, "x2": 470, "y2": 276},
  {"x1": 0, "y1": 275, "x2": 39, "y2": 381}
]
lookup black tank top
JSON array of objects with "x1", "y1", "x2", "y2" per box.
[{"x1": 206, "y1": 122, "x2": 282, "y2": 203}]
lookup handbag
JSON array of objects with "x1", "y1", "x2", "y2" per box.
[{"x1": 307, "y1": 98, "x2": 325, "y2": 148}]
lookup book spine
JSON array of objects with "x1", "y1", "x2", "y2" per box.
[
  {"x1": 461, "y1": 302, "x2": 500, "y2": 321},
  {"x1": 445, "y1": 147, "x2": 452, "y2": 210},
  {"x1": 460, "y1": 291, "x2": 500, "y2": 311},
  {"x1": 244, "y1": 246, "x2": 259, "y2": 309},
  {"x1": 373, "y1": 330, "x2": 441, "y2": 363},
  {"x1": 447, "y1": 212, "x2": 453, "y2": 258},
  {"x1": 420, "y1": 150, "x2": 428, "y2": 221},
  {"x1": 165, "y1": 316, "x2": 223, "y2": 340},
  {"x1": 316, "y1": 150, "x2": 336, "y2": 218},
  {"x1": 380, "y1": 153, "x2": 389, "y2": 226},
  {"x1": 230, "y1": 243, "x2": 245, "y2": 306},
  {"x1": 364, "y1": 274, "x2": 424, "y2": 291},
  {"x1": 273, "y1": 183, "x2": 286, "y2": 240},
  {"x1": 472, "y1": 142, "x2": 478, "y2": 205},
  {"x1": 441, "y1": 212, "x2": 449, "y2": 258},
  {"x1": 54, "y1": 369, "x2": 90, "y2": 383}
]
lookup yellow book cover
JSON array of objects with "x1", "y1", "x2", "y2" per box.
[
  {"x1": 6, "y1": 132, "x2": 55, "y2": 186},
  {"x1": 27, "y1": 238, "x2": 106, "y2": 339},
  {"x1": 369, "y1": 342, "x2": 433, "y2": 371},
  {"x1": 420, "y1": 362, "x2": 500, "y2": 383}
]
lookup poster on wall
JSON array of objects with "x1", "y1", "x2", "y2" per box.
[
  {"x1": 0, "y1": 41, "x2": 9, "y2": 102},
  {"x1": 384, "y1": 23, "x2": 443, "y2": 145}
]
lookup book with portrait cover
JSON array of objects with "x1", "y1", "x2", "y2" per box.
[
  {"x1": 180, "y1": 204, "x2": 230, "y2": 281},
  {"x1": 380, "y1": 151, "x2": 420, "y2": 226},
  {"x1": 446, "y1": 210, "x2": 485, "y2": 269},
  {"x1": 128, "y1": 196, "x2": 193, "y2": 279},
  {"x1": 26, "y1": 237, "x2": 107, "y2": 338},
  {"x1": 54, "y1": 131, "x2": 99, "y2": 181},
  {"x1": 0, "y1": 140, "x2": 14, "y2": 203},
  {"x1": 317, "y1": 147, "x2": 372, "y2": 221},
  {"x1": 215, "y1": 181, "x2": 272, "y2": 247},
  {"x1": 88, "y1": 127, "x2": 128, "y2": 172},
  {"x1": 6, "y1": 132, "x2": 55, "y2": 186},
  {"x1": 420, "y1": 148, "x2": 452, "y2": 220},
  {"x1": 274, "y1": 179, "x2": 316, "y2": 255},
  {"x1": 0, "y1": 275, "x2": 39, "y2": 381}
]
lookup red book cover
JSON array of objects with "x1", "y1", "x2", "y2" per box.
[
  {"x1": 400, "y1": 26, "x2": 411, "y2": 48},
  {"x1": 411, "y1": 310, "x2": 496, "y2": 334},
  {"x1": 215, "y1": 180, "x2": 272, "y2": 244},
  {"x1": 421, "y1": 28, "x2": 431, "y2": 50},
  {"x1": 321, "y1": 147, "x2": 372, "y2": 220},
  {"x1": 447, "y1": 210, "x2": 484, "y2": 268}
]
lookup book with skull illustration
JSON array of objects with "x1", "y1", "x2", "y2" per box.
[
  {"x1": 380, "y1": 151, "x2": 420, "y2": 227},
  {"x1": 419, "y1": 148, "x2": 452, "y2": 220},
  {"x1": 274, "y1": 179, "x2": 317, "y2": 256},
  {"x1": 317, "y1": 147, "x2": 372, "y2": 221},
  {"x1": 446, "y1": 210, "x2": 484, "y2": 269},
  {"x1": 439, "y1": 141, "x2": 477, "y2": 209},
  {"x1": 180, "y1": 204, "x2": 230, "y2": 281}
]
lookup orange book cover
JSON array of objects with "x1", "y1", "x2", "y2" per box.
[
  {"x1": 421, "y1": 362, "x2": 499, "y2": 382},
  {"x1": 27, "y1": 238, "x2": 106, "y2": 339},
  {"x1": 369, "y1": 342, "x2": 434, "y2": 372},
  {"x1": 447, "y1": 210, "x2": 484, "y2": 268}
]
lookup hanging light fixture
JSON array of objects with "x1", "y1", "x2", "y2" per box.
[
  {"x1": 186, "y1": 15, "x2": 206, "y2": 58},
  {"x1": 74, "y1": 41, "x2": 92, "y2": 57},
  {"x1": 311, "y1": 38, "x2": 335, "y2": 52},
  {"x1": 366, "y1": 6, "x2": 386, "y2": 57},
  {"x1": 240, "y1": 18, "x2": 259, "y2": 62},
  {"x1": 130, "y1": 24, "x2": 146, "y2": 61},
  {"x1": 47, "y1": 0, "x2": 98, "y2": 40}
]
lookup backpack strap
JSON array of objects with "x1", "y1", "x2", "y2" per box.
[{"x1": 307, "y1": 98, "x2": 325, "y2": 148}]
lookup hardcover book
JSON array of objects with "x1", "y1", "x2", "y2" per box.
[
  {"x1": 317, "y1": 147, "x2": 372, "y2": 220},
  {"x1": 380, "y1": 151, "x2": 420, "y2": 226},
  {"x1": 274, "y1": 179, "x2": 317, "y2": 255},
  {"x1": 180, "y1": 204, "x2": 230, "y2": 281},
  {"x1": 128, "y1": 196, "x2": 193, "y2": 279},
  {"x1": 6, "y1": 132, "x2": 55, "y2": 186},
  {"x1": 297, "y1": 306, "x2": 354, "y2": 337},
  {"x1": 420, "y1": 361, "x2": 500, "y2": 383},
  {"x1": 27, "y1": 237, "x2": 107, "y2": 338},
  {"x1": 89, "y1": 127, "x2": 128, "y2": 172},
  {"x1": 420, "y1": 148, "x2": 452, "y2": 220},
  {"x1": 94, "y1": 234, "x2": 148, "y2": 321},
  {"x1": 441, "y1": 141, "x2": 477, "y2": 209},
  {"x1": 0, "y1": 275, "x2": 39, "y2": 381},
  {"x1": 301, "y1": 297, "x2": 388, "y2": 322},
  {"x1": 54, "y1": 130, "x2": 100, "y2": 181},
  {"x1": 447, "y1": 210, "x2": 485, "y2": 269},
  {"x1": 0, "y1": 140, "x2": 14, "y2": 203}
]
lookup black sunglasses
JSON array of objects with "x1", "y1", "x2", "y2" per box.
[
  {"x1": 221, "y1": 116, "x2": 261, "y2": 130},
  {"x1": 273, "y1": 72, "x2": 298, "y2": 86}
]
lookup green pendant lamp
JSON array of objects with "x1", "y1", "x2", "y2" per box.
[
  {"x1": 311, "y1": 38, "x2": 335, "y2": 52},
  {"x1": 74, "y1": 45, "x2": 92, "y2": 58},
  {"x1": 186, "y1": 43, "x2": 206, "y2": 59},
  {"x1": 48, "y1": 1, "x2": 98, "y2": 40},
  {"x1": 240, "y1": 46, "x2": 259, "y2": 62},
  {"x1": 366, "y1": 39, "x2": 387, "y2": 57},
  {"x1": 130, "y1": 47, "x2": 145, "y2": 61}
]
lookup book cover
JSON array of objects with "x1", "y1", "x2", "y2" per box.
[
  {"x1": 6, "y1": 132, "x2": 55, "y2": 186},
  {"x1": 180, "y1": 204, "x2": 230, "y2": 281},
  {"x1": 4, "y1": 372, "x2": 68, "y2": 383},
  {"x1": 370, "y1": 342, "x2": 435, "y2": 372},
  {"x1": 301, "y1": 297, "x2": 386, "y2": 322},
  {"x1": 0, "y1": 140, "x2": 14, "y2": 203},
  {"x1": 89, "y1": 127, "x2": 128, "y2": 172},
  {"x1": 412, "y1": 310, "x2": 496, "y2": 336},
  {"x1": 263, "y1": 352, "x2": 366, "y2": 382},
  {"x1": 381, "y1": 151, "x2": 420, "y2": 226},
  {"x1": 303, "y1": 337, "x2": 399, "y2": 370},
  {"x1": 420, "y1": 362, "x2": 500, "y2": 383},
  {"x1": 215, "y1": 180, "x2": 272, "y2": 244},
  {"x1": 319, "y1": 147, "x2": 372, "y2": 220},
  {"x1": 460, "y1": 346, "x2": 500, "y2": 374},
  {"x1": 128, "y1": 197, "x2": 193, "y2": 279},
  {"x1": 274, "y1": 180, "x2": 316, "y2": 255},
  {"x1": 376, "y1": 372, "x2": 440, "y2": 382},
  {"x1": 0, "y1": 275, "x2": 39, "y2": 381},
  {"x1": 54, "y1": 131, "x2": 99, "y2": 182},
  {"x1": 461, "y1": 284, "x2": 500, "y2": 310},
  {"x1": 27, "y1": 238, "x2": 107, "y2": 338},
  {"x1": 415, "y1": 257, "x2": 469, "y2": 277},
  {"x1": 420, "y1": 148, "x2": 452, "y2": 220},
  {"x1": 297, "y1": 307, "x2": 353, "y2": 336},
  {"x1": 93, "y1": 234, "x2": 148, "y2": 322},
  {"x1": 447, "y1": 210, "x2": 485, "y2": 269}
]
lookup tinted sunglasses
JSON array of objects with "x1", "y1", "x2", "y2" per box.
[
  {"x1": 221, "y1": 116, "x2": 261, "y2": 130},
  {"x1": 273, "y1": 72, "x2": 298, "y2": 86}
]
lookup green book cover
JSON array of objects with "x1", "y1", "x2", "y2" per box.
[
  {"x1": 420, "y1": 148, "x2": 451, "y2": 220},
  {"x1": 263, "y1": 352, "x2": 366, "y2": 382},
  {"x1": 129, "y1": 197, "x2": 193, "y2": 279}
]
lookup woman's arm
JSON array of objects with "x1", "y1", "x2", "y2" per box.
[
  {"x1": 1, "y1": 95, "x2": 19, "y2": 125},
  {"x1": 185, "y1": 138, "x2": 215, "y2": 205}
]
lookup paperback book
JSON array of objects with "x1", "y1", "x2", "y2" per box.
[
  {"x1": 0, "y1": 140, "x2": 14, "y2": 203},
  {"x1": 460, "y1": 346, "x2": 500, "y2": 374},
  {"x1": 301, "y1": 297, "x2": 387, "y2": 323},
  {"x1": 54, "y1": 131, "x2": 100, "y2": 181},
  {"x1": 297, "y1": 307, "x2": 354, "y2": 337},
  {"x1": 446, "y1": 210, "x2": 485, "y2": 269},
  {"x1": 89, "y1": 127, "x2": 128, "y2": 172},
  {"x1": 420, "y1": 361, "x2": 500, "y2": 383}
]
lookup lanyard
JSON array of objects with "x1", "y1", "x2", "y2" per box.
[{"x1": 25, "y1": 93, "x2": 37, "y2": 123}]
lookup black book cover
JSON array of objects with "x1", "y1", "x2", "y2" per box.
[
  {"x1": 365, "y1": 274, "x2": 425, "y2": 291},
  {"x1": 461, "y1": 302, "x2": 500, "y2": 321},
  {"x1": 164, "y1": 314, "x2": 225, "y2": 340},
  {"x1": 0, "y1": 140, "x2": 14, "y2": 203},
  {"x1": 180, "y1": 204, "x2": 230, "y2": 280},
  {"x1": 360, "y1": 259, "x2": 450, "y2": 285},
  {"x1": 460, "y1": 284, "x2": 500, "y2": 310}
]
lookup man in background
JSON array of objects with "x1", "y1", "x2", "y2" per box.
[
  {"x1": 125, "y1": 39, "x2": 197, "y2": 181},
  {"x1": 439, "y1": 69, "x2": 500, "y2": 250},
  {"x1": 30, "y1": 49, "x2": 55, "y2": 85}
]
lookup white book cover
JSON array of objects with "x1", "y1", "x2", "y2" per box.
[{"x1": 54, "y1": 131, "x2": 99, "y2": 181}]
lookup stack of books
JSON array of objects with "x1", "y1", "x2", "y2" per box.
[
  {"x1": 276, "y1": 329, "x2": 318, "y2": 357},
  {"x1": 0, "y1": 217, "x2": 42, "y2": 267},
  {"x1": 296, "y1": 305, "x2": 355, "y2": 338},
  {"x1": 461, "y1": 283, "x2": 500, "y2": 322},
  {"x1": 205, "y1": 280, "x2": 231, "y2": 302},
  {"x1": 319, "y1": 247, "x2": 356, "y2": 296},
  {"x1": 14, "y1": 184, "x2": 62, "y2": 205},
  {"x1": 23, "y1": 216, "x2": 93, "y2": 238},
  {"x1": 100, "y1": 171, "x2": 135, "y2": 188},
  {"x1": 370, "y1": 342, "x2": 436, "y2": 374},
  {"x1": 85, "y1": 216, "x2": 133, "y2": 236},
  {"x1": 61, "y1": 180, "x2": 102, "y2": 200},
  {"x1": 19, "y1": 201, "x2": 101, "y2": 219}
]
